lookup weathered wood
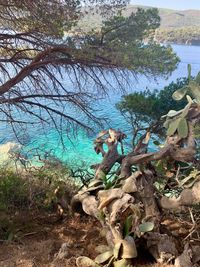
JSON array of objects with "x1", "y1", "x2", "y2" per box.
[{"x1": 71, "y1": 104, "x2": 200, "y2": 265}]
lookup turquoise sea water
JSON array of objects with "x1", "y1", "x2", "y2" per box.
[{"x1": 1, "y1": 44, "x2": 200, "y2": 167}]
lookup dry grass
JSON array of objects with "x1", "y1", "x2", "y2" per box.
[{"x1": 0, "y1": 213, "x2": 175, "y2": 267}]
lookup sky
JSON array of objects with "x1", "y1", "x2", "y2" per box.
[{"x1": 130, "y1": 0, "x2": 200, "y2": 10}]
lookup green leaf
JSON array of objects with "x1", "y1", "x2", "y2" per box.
[
  {"x1": 188, "y1": 64, "x2": 191, "y2": 81},
  {"x1": 194, "y1": 124, "x2": 200, "y2": 138},
  {"x1": 172, "y1": 86, "x2": 188, "y2": 101},
  {"x1": 190, "y1": 82, "x2": 200, "y2": 102},
  {"x1": 195, "y1": 72, "x2": 200, "y2": 85},
  {"x1": 139, "y1": 222, "x2": 154, "y2": 233},
  {"x1": 76, "y1": 256, "x2": 99, "y2": 267},
  {"x1": 180, "y1": 175, "x2": 196, "y2": 188},
  {"x1": 180, "y1": 102, "x2": 191, "y2": 118},
  {"x1": 153, "y1": 140, "x2": 161, "y2": 146},
  {"x1": 167, "y1": 118, "x2": 181, "y2": 136},
  {"x1": 114, "y1": 259, "x2": 129, "y2": 267},
  {"x1": 166, "y1": 110, "x2": 182, "y2": 117},
  {"x1": 105, "y1": 181, "x2": 113, "y2": 189},
  {"x1": 7, "y1": 232, "x2": 14, "y2": 241},
  {"x1": 179, "y1": 170, "x2": 200, "y2": 188},
  {"x1": 178, "y1": 118, "x2": 188, "y2": 139},
  {"x1": 95, "y1": 251, "x2": 113, "y2": 264},
  {"x1": 123, "y1": 215, "x2": 133, "y2": 238},
  {"x1": 163, "y1": 119, "x2": 170, "y2": 129},
  {"x1": 99, "y1": 170, "x2": 106, "y2": 181}
]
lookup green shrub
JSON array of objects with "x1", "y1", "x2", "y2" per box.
[
  {"x1": 0, "y1": 169, "x2": 29, "y2": 211},
  {"x1": 0, "y1": 160, "x2": 77, "y2": 213}
]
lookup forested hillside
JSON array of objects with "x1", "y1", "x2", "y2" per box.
[
  {"x1": 125, "y1": 5, "x2": 200, "y2": 28},
  {"x1": 79, "y1": 5, "x2": 200, "y2": 45}
]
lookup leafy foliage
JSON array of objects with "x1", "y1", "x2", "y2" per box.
[
  {"x1": 0, "y1": 169, "x2": 28, "y2": 211},
  {"x1": 116, "y1": 77, "x2": 189, "y2": 144},
  {"x1": 0, "y1": 161, "x2": 77, "y2": 213},
  {"x1": 84, "y1": 8, "x2": 179, "y2": 74},
  {"x1": 116, "y1": 89, "x2": 158, "y2": 125},
  {"x1": 117, "y1": 78, "x2": 189, "y2": 123},
  {"x1": 164, "y1": 65, "x2": 200, "y2": 138},
  {"x1": 172, "y1": 65, "x2": 200, "y2": 102}
]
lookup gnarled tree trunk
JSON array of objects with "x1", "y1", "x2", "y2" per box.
[{"x1": 72, "y1": 104, "x2": 200, "y2": 267}]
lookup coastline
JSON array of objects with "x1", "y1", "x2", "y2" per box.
[
  {"x1": 0, "y1": 142, "x2": 21, "y2": 165},
  {"x1": 161, "y1": 41, "x2": 200, "y2": 47},
  {"x1": 0, "y1": 142, "x2": 43, "y2": 170}
]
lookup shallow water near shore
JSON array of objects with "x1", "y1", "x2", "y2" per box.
[{"x1": 1, "y1": 44, "x2": 200, "y2": 167}]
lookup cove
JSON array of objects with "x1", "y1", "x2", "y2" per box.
[{"x1": 1, "y1": 44, "x2": 200, "y2": 167}]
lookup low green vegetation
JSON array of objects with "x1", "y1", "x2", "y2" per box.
[
  {"x1": 116, "y1": 77, "x2": 189, "y2": 145},
  {"x1": 0, "y1": 160, "x2": 77, "y2": 214},
  {"x1": 0, "y1": 159, "x2": 78, "y2": 241},
  {"x1": 0, "y1": 169, "x2": 29, "y2": 211}
]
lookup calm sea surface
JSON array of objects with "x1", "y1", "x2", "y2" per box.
[{"x1": 1, "y1": 44, "x2": 200, "y2": 166}]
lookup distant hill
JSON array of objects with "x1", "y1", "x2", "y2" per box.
[
  {"x1": 125, "y1": 5, "x2": 200, "y2": 45},
  {"x1": 124, "y1": 5, "x2": 200, "y2": 29},
  {"x1": 78, "y1": 5, "x2": 200, "y2": 46}
]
